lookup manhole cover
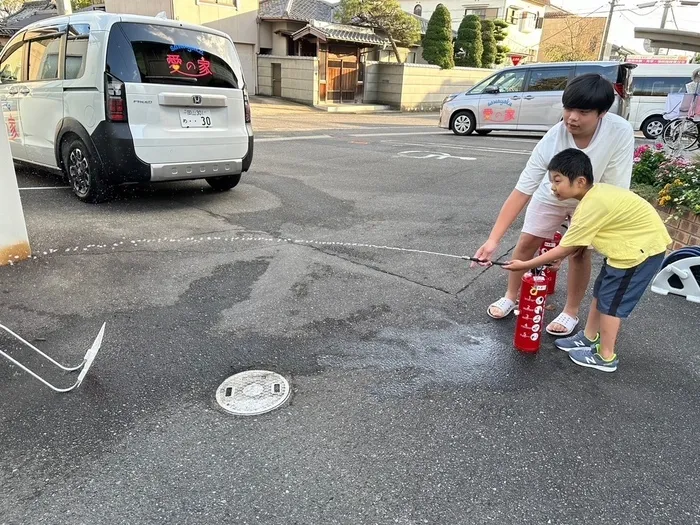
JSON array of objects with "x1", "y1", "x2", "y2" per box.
[{"x1": 216, "y1": 370, "x2": 290, "y2": 416}]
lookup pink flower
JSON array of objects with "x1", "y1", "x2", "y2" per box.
[
  {"x1": 633, "y1": 156, "x2": 641, "y2": 163},
  {"x1": 655, "y1": 143, "x2": 664, "y2": 150}
]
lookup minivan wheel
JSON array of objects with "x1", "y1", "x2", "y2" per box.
[
  {"x1": 451, "y1": 111, "x2": 476, "y2": 136},
  {"x1": 641, "y1": 116, "x2": 666, "y2": 139},
  {"x1": 62, "y1": 137, "x2": 112, "y2": 203},
  {"x1": 206, "y1": 174, "x2": 242, "y2": 191}
]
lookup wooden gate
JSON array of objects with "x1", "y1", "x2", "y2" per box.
[{"x1": 327, "y1": 59, "x2": 357, "y2": 103}]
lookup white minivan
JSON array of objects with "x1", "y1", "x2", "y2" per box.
[
  {"x1": 0, "y1": 12, "x2": 253, "y2": 203},
  {"x1": 629, "y1": 63, "x2": 700, "y2": 139}
]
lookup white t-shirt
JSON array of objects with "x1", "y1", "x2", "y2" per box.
[{"x1": 514, "y1": 112, "x2": 635, "y2": 208}]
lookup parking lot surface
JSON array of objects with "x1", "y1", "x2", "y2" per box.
[{"x1": 1, "y1": 107, "x2": 698, "y2": 524}]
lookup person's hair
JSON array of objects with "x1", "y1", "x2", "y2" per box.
[
  {"x1": 561, "y1": 73, "x2": 615, "y2": 114},
  {"x1": 548, "y1": 149, "x2": 594, "y2": 185}
]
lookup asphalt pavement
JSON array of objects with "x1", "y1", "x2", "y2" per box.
[{"x1": 1, "y1": 117, "x2": 698, "y2": 524}]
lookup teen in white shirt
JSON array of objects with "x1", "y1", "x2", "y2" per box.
[{"x1": 471, "y1": 74, "x2": 635, "y2": 336}]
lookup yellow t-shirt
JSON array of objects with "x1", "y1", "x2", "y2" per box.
[{"x1": 560, "y1": 183, "x2": 672, "y2": 269}]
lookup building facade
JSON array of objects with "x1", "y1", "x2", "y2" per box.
[{"x1": 400, "y1": 0, "x2": 547, "y2": 63}]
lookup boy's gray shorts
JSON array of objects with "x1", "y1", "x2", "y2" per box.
[{"x1": 593, "y1": 253, "x2": 665, "y2": 319}]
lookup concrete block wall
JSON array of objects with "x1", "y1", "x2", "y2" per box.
[
  {"x1": 257, "y1": 56, "x2": 319, "y2": 106},
  {"x1": 399, "y1": 64, "x2": 494, "y2": 111},
  {"x1": 364, "y1": 62, "x2": 494, "y2": 111}
]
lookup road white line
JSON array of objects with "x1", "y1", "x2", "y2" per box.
[
  {"x1": 349, "y1": 131, "x2": 451, "y2": 137},
  {"x1": 384, "y1": 140, "x2": 533, "y2": 155},
  {"x1": 18, "y1": 186, "x2": 70, "y2": 191},
  {"x1": 256, "y1": 134, "x2": 333, "y2": 142}
]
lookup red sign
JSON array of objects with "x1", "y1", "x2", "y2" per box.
[
  {"x1": 7, "y1": 116, "x2": 18, "y2": 140},
  {"x1": 626, "y1": 55, "x2": 690, "y2": 64},
  {"x1": 167, "y1": 54, "x2": 214, "y2": 78},
  {"x1": 511, "y1": 55, "x2": 523, "y2": 66}
]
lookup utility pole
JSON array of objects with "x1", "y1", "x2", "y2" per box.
[
  {"x1": 55, "y1": 0, "x2": 72, "y2": 16},
  {"x1": 655, "y1": 0, "x2": 672, "y2": 54},
  {"x1": 599, "y1": 0, "x2": 619, "y2": 61}
]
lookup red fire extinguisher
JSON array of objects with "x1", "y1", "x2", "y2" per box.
[
  {"x1": 539, "y1": 230, "x2": 562, "y2": 295},
  {"x1": 514, "y1": 271, "x2": 549, "y2": 353}
]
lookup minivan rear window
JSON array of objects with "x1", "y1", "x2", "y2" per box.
[{"x1": 106, "y1": 22, "x2": 239, "y2": 89}]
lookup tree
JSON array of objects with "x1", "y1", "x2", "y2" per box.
[
  {"x1": 0, "y1": 0, "x2": 24, "y2": 18},
  {"x1": 71, "y1": 0, "x2": 94, "y2": 9},
  {"x1": 422, "y1": 4, "x2": 454, "y2": 69},
  {"x1": 541, "y1": 15, "x2": 604, "y2": 63},
  {"x1": 493, "y1": 19, "x2": 509, "y2": 65},
  {"x1": 455, "y1": 14, "x2": 482, "y2": 68},
  {"x1": 337, "y1": 0, "x2": 421, "y2": 63},
  {"x1": 481, "y1": 19, "x2": 497, "y2": 68}
]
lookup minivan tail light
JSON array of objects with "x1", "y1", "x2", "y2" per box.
[
  {"x1": 243, "y1": 87, "x2": 251, "y2": 124},
  {"x1": 613, "y1": 82, "x2": 626, "y2": 98},
  {"x1": 105, "y1": 73, "x2": 127, "y2": 122}
]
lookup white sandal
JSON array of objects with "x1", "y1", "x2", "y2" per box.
[
  {"x1": 546, "y1": 312, "x2": 579, "y2": 336},
  {"x1": 487, "y1": 297, "x2": 516, "y2": 319}
]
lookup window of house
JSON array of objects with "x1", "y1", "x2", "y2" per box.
[
  {"x1": 464, "y1": 8, "x2": 499, "y2": 20},
  {"x1": 506, "y1": 7, "x2": 521, "y2": 25},
  {"x1": 199, "y1": 0, "x2": 237, "y2": 6},
  {"x1": 413, "y1": 4, "x2": 422, "y2": 16},
  {"x1": 519, "y1": 11, "x2": 538, "y2": 32}
]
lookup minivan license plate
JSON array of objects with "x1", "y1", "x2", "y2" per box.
[{"x1": 180, "y1": 108, "x2": 212, "y2": 128}]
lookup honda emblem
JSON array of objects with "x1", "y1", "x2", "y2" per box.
[{"x1": 193, "y1": 95, "x2": 202, "y2": 105}]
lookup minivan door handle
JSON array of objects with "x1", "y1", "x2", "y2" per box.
[
  {"x1": 19, "y1": 87, "x2": 30, "y2": 95},
  {"x1": 523, "y1": 95, "x2": 534, "y2": 100},
  {"x1": 8, "y1": 86, "x2": 19, "y2": 95},
  {"x1": 510, "y1": 96, "x2": 521, "y2": 100}
]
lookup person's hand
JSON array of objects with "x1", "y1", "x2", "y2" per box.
[
  {"x1": 471, "y1": 239, "x2": 499, "y2": 268},
  {"x1": 549, "y1": 259, "x2": 562, "y2": 271},
  {"x1": 502, "y1": 259, "x2": 529, "y2": 272}
]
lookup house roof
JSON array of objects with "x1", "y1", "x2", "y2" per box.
[
  {"x1": 291, "y1": 19, "x2": 388, "y2": 46},
  {"x1": 0, "y1": 0, "x2": 57, "y2": 38},
  {"x1": 408, "y1": 12, "x2": 457, "y2": 37},
  {"x1": 259, "y1": 0, "x2": 337, "y2": 23}
]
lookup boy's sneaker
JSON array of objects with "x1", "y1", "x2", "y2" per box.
[
  {"x1": 569, "y1": 345, "x2": 619, "y2": 373},
  {"x1": 554, "y1": 330, "x2": 599, "y2": 352}
]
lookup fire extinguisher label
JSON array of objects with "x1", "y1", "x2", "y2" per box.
[{"x1": 536, "y1": 285, "x2": 547, "y2": 291}]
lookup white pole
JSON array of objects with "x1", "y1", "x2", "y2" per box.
[
  {"x1": 56, "y1": 0, "x2": 73, "y2": 16},
  {"x1": 0, "y1": 109, "x2": 31, "y2": 266}
]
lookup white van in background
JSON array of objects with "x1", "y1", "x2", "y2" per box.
[
  {"x1": 629, "y1": 63, "x2": 699, "y2": 138},
  {"x1": 0, "y1": 12, "x2": 253, "y2": 203}
]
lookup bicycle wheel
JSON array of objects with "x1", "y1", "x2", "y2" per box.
[{"x1": 663, "y1": 118, "x2": 699, "y2": 151}]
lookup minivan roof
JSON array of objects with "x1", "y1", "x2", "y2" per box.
[
  {"x1": 19, "y1": 11, "x2": 233, "y2": 42},
  {"x1": 630, "y1": 63, "x2": 699, "y2": 76},
  {"x1": 497, "y1": 61, "x2": 637, "y2": 72}
]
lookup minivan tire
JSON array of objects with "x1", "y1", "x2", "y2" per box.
[
  {"x1": 476, "y1": 130, "x2": 492, "y2": 136},
  {"x1": 641, "y1": 116, "x2": 666, "y2": 139},
  {"x1": 451, "y1": 111, "x2": 476, "y2": 136},
  {"x1": 206, "y1": 174, "x2": 242, "y2": 191},
  {"x1": 61, "y1": 137, "x2": 112, "y2": 203}
]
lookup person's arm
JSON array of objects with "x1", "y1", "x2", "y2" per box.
[
  {"x1": 503, "y1": 244, "x2": 580, "y2": 271},
  {"x1": 471, "y1": 135, "x2": 551, "y2": 265},
  {"x1": 600, "y1": 124, "x2": 634, "y2": 189}
]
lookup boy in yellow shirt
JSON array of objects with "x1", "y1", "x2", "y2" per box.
[{"x1": 504, "y1": 149, "x2": 672, "y2": 372}]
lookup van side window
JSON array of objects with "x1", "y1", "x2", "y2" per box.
[
  {"x1": 633, "y1": 76, "x2": 687, "y2": 97},
  {"x1": 574, "y1": 64, "x2": 617, "y2": 83},
  {"x1": 27, "y1": 35, "x2": 63, "y2": 81},
  {"x1": 526, "y1": 67, "x2": 572, "y2": 92},
  {"x1": 0, "y1": 40, "x2": 25, "y2": 84},
  {"x1": 65, "y1": 24, "x2": 90, "y2": 80}
]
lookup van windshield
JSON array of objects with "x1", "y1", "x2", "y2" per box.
[{"x1": 106, "y1": 22, "x2": 239, "y2": 89}]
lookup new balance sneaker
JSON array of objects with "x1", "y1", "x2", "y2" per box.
[
  {"x1": 569, "y1": 346, "x2": 619, "y2": 373},
  {"x1": 554, "y1": 330, "x2": 599, "y2": 352}
]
